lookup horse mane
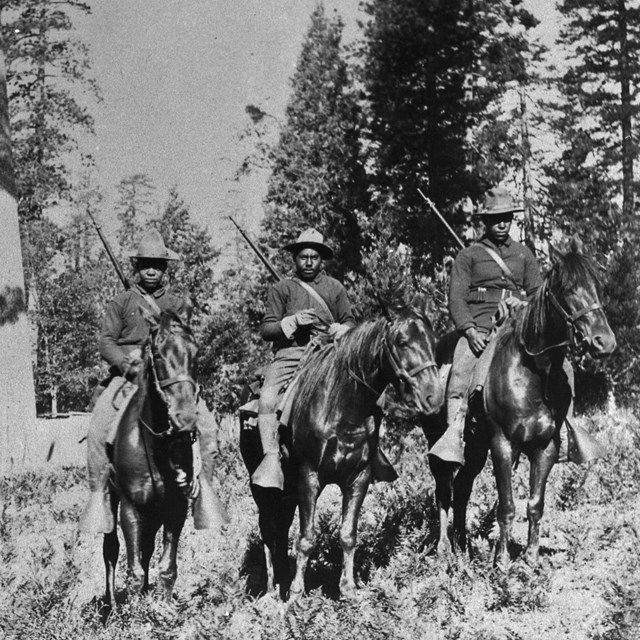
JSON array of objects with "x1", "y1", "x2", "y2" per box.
[
  {"x1": 291, "y1": 302, "x2": 432, "y2": 415},
  {"x1": 155, "y1": 310, "x2": 196, "y2": 343},
  {"x1": 516, "y1": 248, "x2": 602, "y2": 354}
]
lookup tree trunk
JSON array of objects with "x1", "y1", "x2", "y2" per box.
[
  {"x1": 0, "y1": 44, "x2": 37, "y2": 474},
  {"x1": 618, "y1": 0, "x2": 634, "y2": 219}
]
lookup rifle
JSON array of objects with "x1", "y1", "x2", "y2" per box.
[
  {"x1": 86, "y1": 210, "x2": 130, "y2": 290},
  {"x1": 229, "y1": 216, "x2": 282, "y2": 282},
  {"x1": 417, "y1": 188, "x2": 465, "y2": 250}
]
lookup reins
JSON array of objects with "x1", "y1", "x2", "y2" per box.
[
  {"x1": 522, "y1": 277, "x2": 603, "y2": 357},
  {"x1": 348, "y1": 322, "x2": 437, "y2": 399}
]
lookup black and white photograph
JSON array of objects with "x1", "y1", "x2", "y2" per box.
[{"x1": 0, "y1": 1, "x2": 638, "y2": 638}]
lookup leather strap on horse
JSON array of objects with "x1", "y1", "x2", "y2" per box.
[{"x1": 291, "y1": 277, "x2": 335, "y2": 325}]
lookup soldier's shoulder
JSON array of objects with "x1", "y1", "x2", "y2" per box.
[{"x1": 109, "y1": 289, "x2": 134, "y2": 306}]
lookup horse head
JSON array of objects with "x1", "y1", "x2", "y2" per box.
[
  {"x1": 381, "y1": 294, "x2": 444, "y2": 415},
  {"x1": 141, "y1": 305, "x2": 200, "y2": 492},
  {"x1": 547, "y1": 236, "x2": 616, "y2": 358}
]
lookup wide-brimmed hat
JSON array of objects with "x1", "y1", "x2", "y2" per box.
[
  {"x1": 283, "y1": 228, "x2": 334, "y2": 260},
  {"x1": 128, "y1": 229, "x2": 181, "y2": 261},
  {"x1": 478, "y1": 187, "x2": 524, "y2": 216}
]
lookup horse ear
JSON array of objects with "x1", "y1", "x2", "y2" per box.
[
  {"x1": 178, "y1": 298, "x2": 193, "y2": 326},
  {"x1": 548, "y1": 242, "x2": 563, "y2": 266},
  {"x1": 569, "y1": 234, "x2": 584, "y2": 254}
]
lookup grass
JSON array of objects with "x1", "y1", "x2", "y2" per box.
[{"x1": 1, "y1": 408, "x2": 639, "y2": 639}]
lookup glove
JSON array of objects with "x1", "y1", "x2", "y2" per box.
[
  {"x1": 328, "y1": 323, "x2": 351, "y2": 341},
  {"x1": 121, "y1": 354, "x2": 143, "y2": 380},
  {"x1": 280, "y1": 309, "x2": 318, "y2": 339}
]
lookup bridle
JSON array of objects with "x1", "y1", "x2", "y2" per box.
[
  {"x1": 547, "y1": 288, "x2": 603, "y2": 349},
  {"x1": 525, "y1": 283, "x2": 603, "y2": 356},
  {"x1": 349, "y1": 324, "x2": 437, "y2": 401},
  {"x1": 140, "y1": 335, "x2": 198, "y2": 439}
]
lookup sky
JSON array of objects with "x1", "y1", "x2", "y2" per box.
[{"x1": 72, "y1": 0, "x2": 559, "y2": 262}]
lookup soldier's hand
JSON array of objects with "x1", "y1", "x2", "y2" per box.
[
  {"x1": 294, "y1": 309, "x2": 318, "y2": 327},
  {"x1": 464, "y1": 327, "x2": 488, "y2": 356},
  {"x1": 328, "y1": 322, "x2": 350, "y2": 341},
  {"x1": 122, "y1": 355, "x2": 143, "y2": 380}
]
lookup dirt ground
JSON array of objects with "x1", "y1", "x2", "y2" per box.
[{"x1": 1, "y1": 408, "x2": 639, "y2": 639}]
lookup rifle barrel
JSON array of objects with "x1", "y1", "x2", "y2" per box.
[
  {"x1": 229, "y1": 216, "x2": 282, "y2": 282},
  {"x1": 87, "y1": 210, "x2": 130, "y2": 290},
  {"x1": 417, "y1": 188, "x2": 465, "y2": 250}
]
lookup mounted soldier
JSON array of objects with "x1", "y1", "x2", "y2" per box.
[
  {"x1": 80, "y1": 229, "x2": 223, "y2": 533},
  {"x1": 252, "y1": 228, "x2": 355, "y2": 490},
  {"x1": 430, "y1": 187, "x2": 542, "y2": 465}
]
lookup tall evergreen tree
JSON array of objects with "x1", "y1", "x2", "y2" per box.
[
  {"x1": 358, "y1": 0, "x2": 540, "y2": 268},
  {"x1": 555, "y1": 0, "x2": 640, "y2": 220},
  {"x1": 0, "y1": 0, "x2": 99, "y2": 225},
  {"x1": 260, "y1": 4, "x2": 367, "y2": 278}
]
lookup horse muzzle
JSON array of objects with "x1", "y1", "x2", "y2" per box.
[{"x1": 577, "y1": 317, "x2": 617, "y2": 358}]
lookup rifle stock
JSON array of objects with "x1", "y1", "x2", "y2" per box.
[
  {"x1": 86, "y1": 210, "x2": 130, "y2": 290},
  {"x1": 229, "y1": 216, "x2": 282, "y2": 282}
]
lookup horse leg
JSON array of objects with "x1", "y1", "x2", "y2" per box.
[
  {"x1": 274, "y1": 495, "x2": 297, "y2": 599},
  {"x1": 158, "y1": 503, "x2": 187, "y2": 603},
  {"x1": 490, "y1": 436, "x2": 516, "y2": 567},
  {"x1": 339, "y1": 466, "x2": 372, "y2": 598},
  {"x1": 103, "y1": 491, "x2": 120, "y2": 614},
  {"x1": 452, "y1": 442, "x2": 488, "y2": 554},
  {"x1": 254, "y1": 487, "x2": 278, "y2": 594},
  {"x1": 289, "y1": 466, "x2": 320, "y2": 601},
  {"x1": 140, "y1": 516, "x2": 161, "y2": 592},
  {"x1": 525, "y1": 441, "x2": 557, "y2": 564},
  {"x1": 429, "y1": 458, "x2": 457, "y2": 556},
  {"x1": 120, "y1": 501, "x2": 147, "y2": 595}
]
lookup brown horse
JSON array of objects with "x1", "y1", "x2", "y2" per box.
[
  {"x1": 286, "y1": 296, "x2": 444, "y2": 600},
  {"x1": 103, "y1": 309, "x2": 200, "y2": 610},
  {"x1": 425, "y1": 238, "x2": 616, "y2": 565}
]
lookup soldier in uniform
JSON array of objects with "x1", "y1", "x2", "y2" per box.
[
  {"x1": 253, "y1": 228, "x2": 355, "y2": 490},
  {"x1": 80, "y1": 229, "x2": 222, "y2": 533},
  {"x1": 430, "y1": 187, "x2": 542, "y2": 465}
]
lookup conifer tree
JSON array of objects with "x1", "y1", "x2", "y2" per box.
[
  {"x1": 260, "y1": 4, "x2": 367, "y2": 278},
  {"x1": 358, "y1": 0, "x2": 540, "y2": 268}
]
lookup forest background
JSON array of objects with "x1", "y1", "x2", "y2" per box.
[{"x1": 5, "y1": 0, "x2": 640, "y2": 418}]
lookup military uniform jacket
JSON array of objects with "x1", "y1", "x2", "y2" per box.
[
  {"x1": 260, "y1": 273, "x2": 355, "y2": 351},
  {"x1": 99, "y1": 284, "x2": 185, "y2": 373},
  {"x1": 449, "y1": 236, "x2": 542, "y2": 332}
]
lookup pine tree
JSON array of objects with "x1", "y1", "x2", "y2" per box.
[
  {"x1": 1, "y1": 0, "x2": 99, "y2": 224},
  {"x1": 260, "y1": 4, "x2": 367, "y2": 278},
  {"x1": 555, "y1": 0, "x2": 640, "y2": 220},
  {"x1": 358, "y1": 0, "x2": 541, "y2": 268}
]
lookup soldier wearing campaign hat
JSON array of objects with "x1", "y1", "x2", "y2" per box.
[
  {"x1": 80, "y1": 229, "x2": 187, "y2": 532},
  {"x1": 252, "y1": 228, "x2": 356, "y2": 490},
  {"x1": 430, "y1": 187, "x2": 543, "y2": 465}
]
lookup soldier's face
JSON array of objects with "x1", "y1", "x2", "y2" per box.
[
  {"x1": 136, "y1": 258, "x2": 167, "y2": 291},
  {"x1": 294, "y1": 248, "x2": 322, "y2": 282},
  {"x1": 483, "y1": 213, "x2": 513, "y2": 244}
]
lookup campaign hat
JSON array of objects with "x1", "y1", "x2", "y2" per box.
[
  {"x1": 283, "y1": 228, "x2": 334, "y2": 260},
  {"x1": 479, "y1": 187, "x2": 524, "y2": 216},
  {"x1": 128, "y1": 229, "x2": 181, "y2": 261}
]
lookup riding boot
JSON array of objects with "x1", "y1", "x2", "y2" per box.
[
  {"x1": 252, "y1": 413, "x2": 284, "y2": 490},
  {"x1": 191, "y1": 435, "x2": 230, "y2": 530},
  {"x1": 562, "y1": 419, "x2": 607, "y2": 464},
  {"x1": 79, "y1": 467, "x2": 114, "y2": 534},
  {"x1": 429, "y1": 398, "x2": 467, "y2": 465},
  {"x1": 193, "y1": 476, "x2": 230, "y2": 530}
]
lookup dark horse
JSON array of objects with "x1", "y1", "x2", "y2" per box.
[
  {"x1": 239, "y1": 382, "x2": 297, "y2": 599},
  {"x1": 285, "y1": 296, "x2": 444, "y2": 600},
  {"x1": 103, "y1": 309, "x2": 200, "y2": 609},
  {"x1": 426, "y1": 238, "x2": 616, "y2": 566}
]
